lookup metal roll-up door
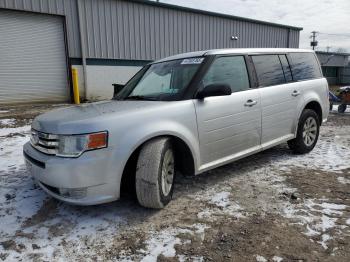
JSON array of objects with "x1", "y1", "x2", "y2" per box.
[{"x1": 0, "y1": 10, "x2": 69, "y2": 104}]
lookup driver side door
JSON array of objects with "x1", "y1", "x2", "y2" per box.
[{"x1": 193, "y1": 55, "x2": 262, "y2": 171}]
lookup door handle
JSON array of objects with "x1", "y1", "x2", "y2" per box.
[
  {"x1": 244, "y1": 99, "x2": 257, "y2": 107},
  {"x1": 292, "y1": 90, "x2": 301, "y2": 97}
]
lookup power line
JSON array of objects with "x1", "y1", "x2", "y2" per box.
[{"x1": 317, "y1": 32, "x2": 350, "y2": 37}]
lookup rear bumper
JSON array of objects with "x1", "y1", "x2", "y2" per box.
[{"x1": 23, "y1": 142, "x2": 121, "y2": 205}]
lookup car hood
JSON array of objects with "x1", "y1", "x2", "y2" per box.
[{"x1": 32, "y1": 100, "x2": 167, "y2": 134}]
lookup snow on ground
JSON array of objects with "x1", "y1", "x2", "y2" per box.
[
  {"x1": 283, "y1": 198, "x2": 348, "y2": 250},
  {"x1": 337, "y1": 176, "x2": 350, "y2": 184},
  {"x1": 138, "y1": 225, "x2": 207, "y2": 262},
  {"x1": 116, "y1": 223, "x2": 208, "y2": 261},
  {"x1": 0, "y1": 123, "x2": 31, "y2": 173},
  {"x1": 272, "y1": 256, "x2": 283, "y2": 262},
  {"x1": 209, "y1": 191, "x2": 231, "y2": 208},
  {"x1": 0, "y1": 135, "x2": 29, "y2": 173},
  {"x1": 256, "y1": 255, "x2": 267, "y2": 262},
  {"x1": 271, "y1": 127, "x2": 350, "y2": 172},
  {"x1": 0, "y1": 119, "x2": 16, "y2": 126},
  {"x1": 196, "y1": 189, "x2": 244, "y2": 221},
  {"x1": 0, "y1": 125, "x2": 31, "y2": 137},
  {"x1": 0, "y1": 114, "x2": 349, "y2": 260},
  {"x1": 331, "y1": 104, "x2": 350, "y2": 113}
]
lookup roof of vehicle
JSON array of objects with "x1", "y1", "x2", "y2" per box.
[{"x1": 155, "y1": 48, "x2": 315, "y2": 63}]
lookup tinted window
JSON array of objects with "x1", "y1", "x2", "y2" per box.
[
  {"x1": 252, "y1": 55, "x2": 286, "y2": 87},
  {"x1": 202, "y1": 56, "x2": 250, "y2": 93},
  {"x1": 279, "y1": 55, "x2": 293, "y2": 82},
  {"x1": 289, "y1": 52, "x2": 322, "y2": 81}
]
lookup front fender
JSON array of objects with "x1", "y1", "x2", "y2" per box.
[
  {"x1": 118, "y1": 120, "x2": 200, "y2": 169},
  {"x1": 109, "y1": 120, "x2": 199, "y2": 199}
]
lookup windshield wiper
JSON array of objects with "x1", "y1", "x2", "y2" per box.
[{"x1": 123, "y1": 95, "x2": 156, "y2": 101}]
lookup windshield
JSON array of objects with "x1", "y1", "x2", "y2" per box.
[{"x1": 116, "y1": 57, "x2": 204, "y2": 101}]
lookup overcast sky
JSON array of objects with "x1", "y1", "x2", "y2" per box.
[{"x1": 158, "y1": 0, "x2": 350, "y2": 52}]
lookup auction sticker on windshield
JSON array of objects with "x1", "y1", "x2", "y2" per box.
[{"x1": 181, "y1": 58, "x2": 204, "y2": 65}]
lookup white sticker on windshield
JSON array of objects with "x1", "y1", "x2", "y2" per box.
[{"x1": 181, "y1": 58, "x2": 204, "y2": 65}]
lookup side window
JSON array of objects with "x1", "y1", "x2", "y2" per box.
[
  {"x1": 202, "y1": 56, "x2": 250, "y2": 93},
  {"x1": 279, "y1": 55, "x2": 293, "y2": 82},
  {"x1": 289, "y1": 52, "x2": 322, "y2": 81},
  {"x1": 252, "y1": 55, "x2": 286, "y2": 87}
]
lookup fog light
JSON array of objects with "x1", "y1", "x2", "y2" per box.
[{"x1": 59, "y1": 187, "x2": 87, "y2": 199}]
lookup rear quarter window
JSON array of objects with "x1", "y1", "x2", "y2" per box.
[{"x1": 288, "y1": 52, "x2": 322, "y2": 81}]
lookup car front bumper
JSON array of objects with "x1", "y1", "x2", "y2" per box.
[{"x1": 23, "y1": 142, "x2": 121, "y2": 205}]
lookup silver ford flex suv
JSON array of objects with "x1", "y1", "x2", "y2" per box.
[{"x1": 23, "y1": 48, "x2": 329, "y2": 208}]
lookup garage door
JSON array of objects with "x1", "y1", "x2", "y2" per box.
[{"x1": 0, "y1": 10, "x2": 69, "y2": 104}]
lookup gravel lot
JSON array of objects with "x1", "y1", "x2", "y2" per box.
[{"x1": 0, "y1": 104, "x2": 350, "y2": 261}]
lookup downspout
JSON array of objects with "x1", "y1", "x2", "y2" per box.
[{"x1": 77, "y1": 0, "x2": 88, "y2": 100}]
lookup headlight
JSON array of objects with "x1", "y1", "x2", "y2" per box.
[{"x1": 57, "y1": 131, "x2": 108, "y2": 157}]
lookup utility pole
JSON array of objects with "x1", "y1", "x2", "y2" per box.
[
  {"x1": 326, "y1": 46, "x2": 331, "y2": 53},
  {"x1": 310, "y1": 31, "x2": 318, "y2": 50}
]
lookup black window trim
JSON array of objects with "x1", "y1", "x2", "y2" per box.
[
  {"x1": 278, "y1": 54, "x2": 294, "y2": 83},
  {"x1": 278, "y1": 55, "x2": 287, "y2": 83},
  {"x1": 284, "y1": 54, "x2": 295, "y2": 82}
]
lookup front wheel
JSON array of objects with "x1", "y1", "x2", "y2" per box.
[
  {"x1": 288, "y1": 109, "x2": 320, "y2": 154},
  {"x1": 135, "y1": 137, "x2": 175, "y2": 209}
]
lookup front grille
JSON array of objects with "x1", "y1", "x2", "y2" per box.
[{"x1": 30, "y1": 129, "x2": 59, "y2": 155}]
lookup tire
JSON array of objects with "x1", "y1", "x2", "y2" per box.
[
  {"x1": 135, "y1": 137, "x2": 175, "y2": 209},
  {"x1": 288, "y1": 109, "x2": 320, "y2": 154},
  {"x1": 338, "y1": 104, "x2": 346, "y2": 113}
]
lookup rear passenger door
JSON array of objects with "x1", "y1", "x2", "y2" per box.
[
  {"x1": 194, "y1": 56, "x2": 261, "y2": 170},
  {"x1": 252, "y1": 54, "x2": 303, "y2": 148}
]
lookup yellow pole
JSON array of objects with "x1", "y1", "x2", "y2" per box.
[{"x1": 72, "y1": 68, "x2": 81, "y2": 104}]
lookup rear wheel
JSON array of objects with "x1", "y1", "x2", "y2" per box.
[
  {"x1": 338, "y1": 104, "x2": 347, "y2": 113},
  {"x1": 135, "y1": 137, "x2": 175, "y2": 209},
  {"x1": 288, "y1": 109, "x2": 320, "y2": 154}
]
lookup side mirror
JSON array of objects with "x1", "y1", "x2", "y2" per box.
[
  {"x1": 112, "y1": 83, "x2": 125, "y2": 97},
  {"x1": 197, "y1": 84, "x2": 231, "y2": 99}
]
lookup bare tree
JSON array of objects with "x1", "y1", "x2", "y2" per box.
[{"x1": 335, "y1": 47, "x2": 348, "y2": 53}]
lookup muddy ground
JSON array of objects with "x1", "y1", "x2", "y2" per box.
[{"x1": 0, "y1": 103, "x2": 349, "y2": 262}]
